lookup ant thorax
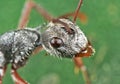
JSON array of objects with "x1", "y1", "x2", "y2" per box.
[{"x1": 41, "y1": 18, "x2": 88, "y2": 58}]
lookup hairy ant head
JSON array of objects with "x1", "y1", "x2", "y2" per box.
[
  {"x1": 41, "y1": 0, "x2": 94, "y2": 58},
  {"x1": 41, "y1": 18, "x2": 88, "y2": 58}
]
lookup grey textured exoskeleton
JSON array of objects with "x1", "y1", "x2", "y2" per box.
[
  {"x1": 42, "y1": 18, "x2": 88, "y2": 58},
  {"x1": 0, "y1": 28, "x2": 41, "y2": 69}
]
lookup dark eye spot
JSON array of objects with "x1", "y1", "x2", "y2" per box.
[{"x1": 50, "y1": 37, "x2": 63, "y2": 48}]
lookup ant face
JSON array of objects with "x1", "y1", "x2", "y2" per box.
[{"x1": 41, "y1": 18, "x2": 88, "y2": 58}]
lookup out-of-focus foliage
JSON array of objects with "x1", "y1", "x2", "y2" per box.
[{"x1": 0, "y1": 0, "x2": 120, "y2": 84}]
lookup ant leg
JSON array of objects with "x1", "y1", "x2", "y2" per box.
[
  {"x1": 11, "y1": 65, "x2": 28, "y2": 84},
  {"x1": 32, "y1": 1, "x2": 54, "y2": 21},
  {"x1": 18, "y1": 0, "x2": 35, "y2": 29},
  {"x1": 73, "y1": 57, "x2": 91, "y2": 84},
  {"x1": 0, "y1": 66, "x2": 7, "y2": 84},
  {"x1": 18, "y1": 0, "x2": 54, "y2": 29},
  {"x1": 32, "y1": 46, "x2": 43, "y2": 55}
]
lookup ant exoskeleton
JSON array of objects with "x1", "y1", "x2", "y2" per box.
[{"x1": 0, "y1": 0, "x2": 94, "y2": 84}]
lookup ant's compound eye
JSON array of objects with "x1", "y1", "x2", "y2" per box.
[{"x1": 50, "y1": 37, "x2": 63, "y2": 48}]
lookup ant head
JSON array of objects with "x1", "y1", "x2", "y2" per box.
[
  {"x1": 41, "y1": 0, "x2": 94, "y2": 58},
  {"x1": 41, "y1": 18, "x2": 88, "y2": 58}
]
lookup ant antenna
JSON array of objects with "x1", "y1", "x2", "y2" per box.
[{"x1": 73, "y1": 0, "x2": 83, "y2": 22}]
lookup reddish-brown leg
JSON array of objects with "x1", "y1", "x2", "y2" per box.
[
  {"x1": 11, "y1": 65, "x2": 28, "y2": 84},
  {"x1": 73, "y1": 57, "x2": 91, "y2": 84},
  {"x1": 18, "y1": 0, "x2": 35, "y2": 29},
  {"x1": 33, "y1": 1, "x2": 53, "y2": 21},
  {"x1": 0, "y1": 66, "x2": 7, "y2": 84},
  {"x1": 18, "y1": 0, "x2": 54, "y2": 29},
  {"x1": 33, "y1": 46, "x2": 43, "y2": 55}
]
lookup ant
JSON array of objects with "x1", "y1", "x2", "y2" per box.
[{"x1": 0, "y1": 0, "x2": 94, "y2": 84}]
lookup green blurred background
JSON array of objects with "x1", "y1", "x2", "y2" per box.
[{"x1": 0, "y1": 0, "x2": 120, "y2": 84}]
